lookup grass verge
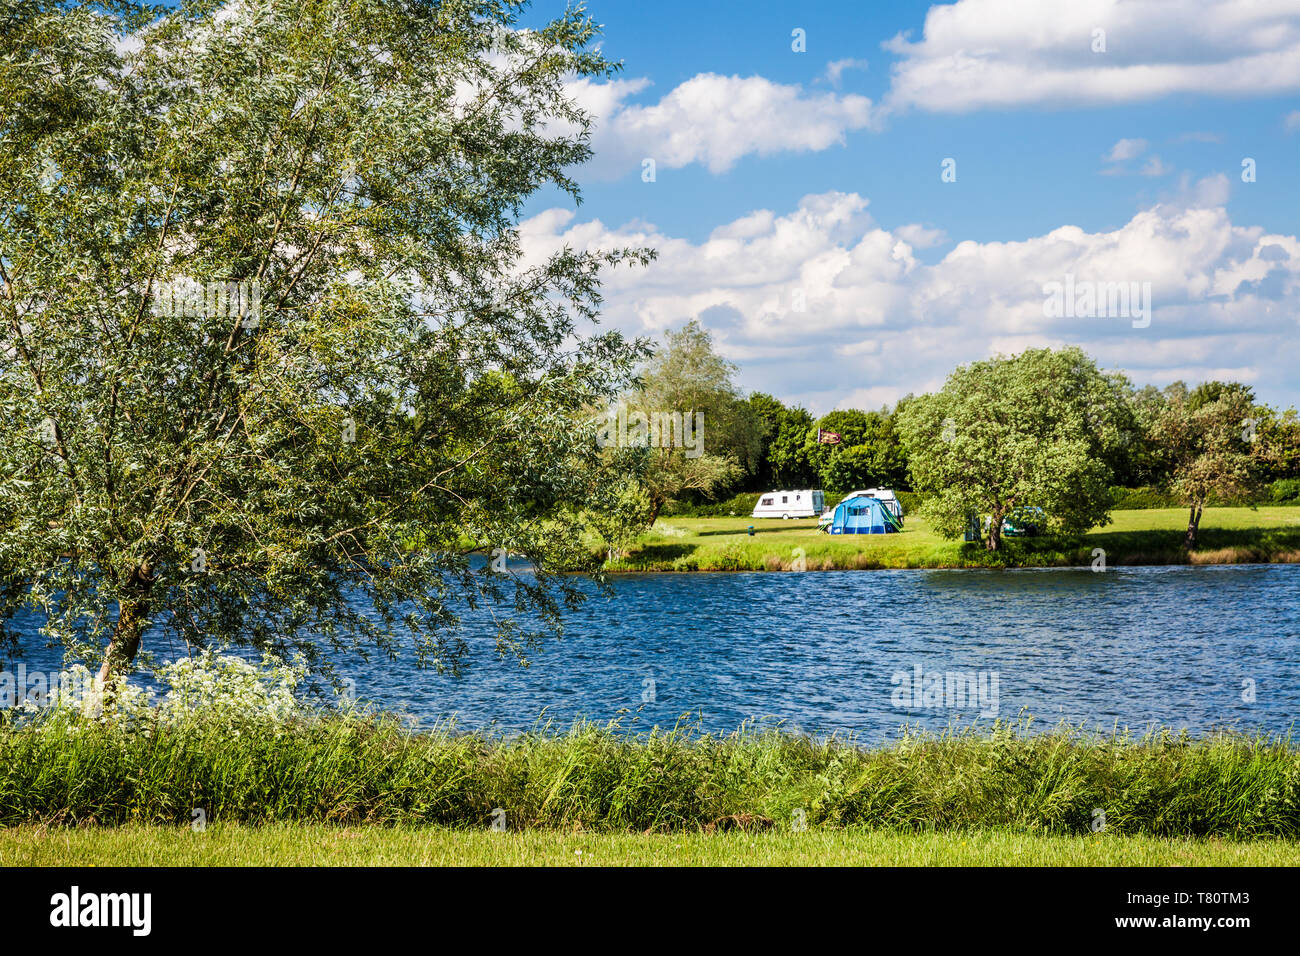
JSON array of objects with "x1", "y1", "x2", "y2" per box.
[{"x1": 3, "y1": 823, "x2": 1296, "y2": 866}]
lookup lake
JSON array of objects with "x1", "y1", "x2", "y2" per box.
[{"x1": 7, "y1": 564, "x2": 1298, "y2": 741}]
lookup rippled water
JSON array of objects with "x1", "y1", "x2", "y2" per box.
[{"x1": 8, "y1": 564, "x2": 1299, "y2": 741}]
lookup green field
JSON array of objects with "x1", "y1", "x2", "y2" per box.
[
  {"x1": 4, "y1": 823, "x2": 1297, "y2": 866},
  {"x1": 609, "y1": 506, "x2": 1300, "y2": 572}
]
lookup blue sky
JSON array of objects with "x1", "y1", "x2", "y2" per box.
[{"x1": 513, "y1": 0, "x2": 1300, "y2": 414}]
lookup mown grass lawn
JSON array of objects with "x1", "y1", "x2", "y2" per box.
[
  {"x1": 609, "y1": 506, "x2": 1300, "y2": 571},
  {"x1": 4, "y1": 823, "x2": 1298, "y2": 866}
]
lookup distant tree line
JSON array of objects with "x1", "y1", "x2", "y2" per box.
[{"x1": 624, "y1": 323, "x2": 1300, "y2": 546}]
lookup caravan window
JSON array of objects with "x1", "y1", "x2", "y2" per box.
[
  {"x1": 781, "y1": 496, "x2": 788, "y2": 503},
  {"x1": 761, "y1": 497, "x2": 773, "y2": 506}
]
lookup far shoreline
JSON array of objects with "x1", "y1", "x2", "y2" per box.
[
  {"x1": 597, "y1": 505, "x2": 1300, "y2": 574},
  {"x1": 600, "y1": 553, "x2": 1300, "y2": 574}
]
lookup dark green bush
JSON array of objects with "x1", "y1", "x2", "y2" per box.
[
  {"x1": 1269, "y1": 478, "x2": 1300, "y2": 503},
  {"x1": 895, "y1": 490, "x2": 927, "y2": 514},
  {"x1": 1110, "y1": 486, "x2": 1183, "y2": 509},
  {"x1": 662, "y1": 492, "x2": 760, "y2": 517}
]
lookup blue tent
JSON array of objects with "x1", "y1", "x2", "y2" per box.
[{"x1": 827, "y1": 494, "x2": 900, "y2": 535}]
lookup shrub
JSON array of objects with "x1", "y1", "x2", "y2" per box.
[
  {"x1": 895, "y1": 490, "x2": 926, "y2": 514},
  {"x1": 1269, "y1": 478, "x2": 1300, "y2": 503},
  {"x1": 31, "y1": 651, "x2": 305, "y2": 729},
  {"x1": 662, "y1": 492, "x2": 760, "y2": 517},
  {"x1": 1110, "y1": 486, "x2": 1183, "y2": 509}
]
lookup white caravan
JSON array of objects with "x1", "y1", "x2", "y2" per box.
[
  {"x1": 752, "y1": 489, "x2": 825, "y2": 519},
  {"x1": 845, "y1": 488, "x2": 903, "y2": 518}
]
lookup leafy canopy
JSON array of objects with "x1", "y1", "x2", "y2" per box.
[
  {"x1": 1153, "y1": 384, "x2": 1258, "y2": 543},
  {"x1": 897, "y1": 347, "x2": 1128, "y2": 549},
  {"x1": 0, "y1": 0, "x2": 652, "y2": 679},
  {"x1": 623, "y1": 320, "x2": 760, "y2": 522},
  {"x1": 808, "y1": 409, "x2": 907, "y2": 493}
]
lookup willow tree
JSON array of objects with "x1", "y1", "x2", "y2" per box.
[
  {"x1": 623, "y1": 320, "x2": 760, "y2": 525},
  {"x1": 0, "y1": 0, "x2": 652, "y2": 684}
]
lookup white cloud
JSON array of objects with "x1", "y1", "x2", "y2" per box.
[
  {"x1": 562, "y1": 1, "x2": 1298, "y2": 179},
  {"x1": 1286, "y1": 110, "x2": 1300, "y2": 132},
  {"x1": 1101, "y1": 138, "x2": 1171, "y2": 177},
  {"x1": 883, "y1": 0, "x2": 1300, "y2": 113},
  {"x1": 1139, "y1": 155, "x2": 1171, "y2": 176},
  {"x1": 569, "y1": 73, "x2": 878, "y2": 176},
  {"x1": 1106, "y1": 138, "x2": 1148, "y2": 162},
  {"x1": 1179, "y1": 172, "x2": 1232, "y2": 208},
  {"x1": 895, "y1": 223, "x2": 950, "y2": 249},
  {"x1": 824, "y1": 58, "x2": 870, "y2": 87},
  {"x1": 521, "y1": 189, "x2": 1300, "y2": 414}
]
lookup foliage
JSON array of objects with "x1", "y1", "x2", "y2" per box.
[
  {"x1": 1153, "y1": 385, "x2": 1257, "y2": 545},
  {"x1": 661, "y1": 491, "x2": 759, "y2": 518},
  {"x1": 745, "y1": 392, "x2": 784, "y2": 487},
  {"x1": 37, "y1": 650, "x2": 305, "y2": 727},
  {"x1": 624, "y1": 321, "x2": 760, "y2": 522},
  {"x1": 3, "y1": 710, "x2": 1300, "y2": 837},
  {"x1": 748, "y1": 391, "x2": 824, "y2": 490},
  {"x1": 1108, "y1": 384, "x2": 1166, "y2": 487},
  {"x1": 0, "y1": 0, "x2": 651, "y2": 680},
  {"x1": 814, "y1": 414, "x2": 908, "y2": 492},
  {"x1": 1253, "y1": 407, "x2": 1300, "y2": 483},
  {"x1": 1187, "y1": 380, "x2": 1256, "y2": 412},
  {"x1": 1269, "y1": 478, "x2": 1300, "y2": 503},
  {"x1": 894, "y1": 490, "x2": 927, "y2": 514},
  {"x1": 1109, "y1": 486, "x2": 1185, "y2": 510},
  {"x1": 764, "y1": 404, "x2": 818, "y2": 488},
  {"x1": 733, "y1": 369, "x2": 1298, "y2": 519},
  {"x1": 897, "y1": 348, "x2": 1128, "y2": 549}
]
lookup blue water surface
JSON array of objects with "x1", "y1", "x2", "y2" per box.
[{"x1": 8, "y1": 564, "x2": 1299, "y2": 742}]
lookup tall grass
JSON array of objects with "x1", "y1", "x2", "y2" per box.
[{"x1": 2, "y1": 711, "x2": 1297, "y2": 836}]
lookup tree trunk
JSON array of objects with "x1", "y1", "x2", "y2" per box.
[
  {"x1": 96, "y1": 564, "x2": 155, "y2": 685},
  {"x1": 646, "y1": 497, "x2": 664, "y2": 528},
  {"x1": 1185, "y1": 504, "x2": 1202, "y2": 548},
  {"x1": 985, "y1": 511, "x2": 1003, "y2": 551}
]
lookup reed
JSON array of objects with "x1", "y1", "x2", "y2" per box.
[{"x1": 3, "y1": 710, "x2": 1297, "y2": 837}]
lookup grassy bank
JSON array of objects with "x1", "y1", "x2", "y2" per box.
[
  {"x1": 4, "y1": 823, "x2": 1296, "y2": 866},
  {"x1": 4, "y1": 714, "x2": 1299, "y2": 838},
  {"x1": 608, "y1": 506, "x2": 1300, "y2": 571}
]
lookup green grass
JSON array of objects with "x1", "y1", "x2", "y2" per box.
[
  {"x1": 5, "y1": 714, "x2": 1300, "y2": 838},
  {"x1": 609, "y1": 506, "x2": 1300, "y2": 571},
  {"x1": 3, "y1": 823, "x2": 1296, "y2": 866}
]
